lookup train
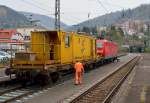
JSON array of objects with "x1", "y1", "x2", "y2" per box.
[{"x1": 5, "y1": 30, "x2": 118, "y2": 84}]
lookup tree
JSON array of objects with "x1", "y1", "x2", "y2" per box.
[
  {"x1": 82, "y1": 26, "x2": 90, "y2": 33},
  {"x1": 91, "y1": 26, "x2": 97, "y2": 35},
  {"x1": 118, "y1": 27, "x2": 124, "y2": 37},
  {"x1": 77, "y1": 28, "x2": 81, "y2": 32},
  {"x1": 110, "y1": 25, "x2": 115, "y2": 30},
  {"x1": 81, "y1": 26, "x2": 98, "y2": 35}
]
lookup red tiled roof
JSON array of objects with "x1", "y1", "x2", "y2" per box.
[
  {"x1": 0, "y1": 29, "x2": 22, "y2": 39},
  {"x1": 0, "y1": 32, "x2": 12, "y2": 39}
]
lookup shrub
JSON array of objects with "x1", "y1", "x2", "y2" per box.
[{"x1": 144, "y1": 47, "x2": 150, "y2": 53}]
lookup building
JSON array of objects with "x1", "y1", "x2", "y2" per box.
[
  {"x1": 16, "y1": 26, "x2": 48, "y2": 42},
  {"x1": 97, "y1": 26, "x2": 107, "y2": 32},
  {"x1": 0, "y1": 29, "x2": 24, "y2": 51},
  {"x1": 115, "y1": 20, "x2": 147, "y2": 35}
]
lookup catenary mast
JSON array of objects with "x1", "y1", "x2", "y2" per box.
[{"x1": 55, "y1": 0, "x2": 60, "y2": 30}]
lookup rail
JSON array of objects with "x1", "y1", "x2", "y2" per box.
[
  {"x1": 69, "y1": 55, "x2": 140, "y2": 103},
  {"x1": 102, "y1": 56, "x2": 139, "y2": 103},
  {"x1": 0, "y1": 87, "x2": 35, "y2": 103}
]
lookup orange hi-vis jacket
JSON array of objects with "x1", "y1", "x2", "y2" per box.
[{"x1": 74, "y1": 62, "x2": 84, "y2": 72}]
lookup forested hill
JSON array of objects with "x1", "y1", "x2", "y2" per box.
[
  {"x1": 71, "y1": 4, "x2": 150, "y2": 29},
  {"x1": 0, "y1": 5, "x2": 30, "y2": 28}
]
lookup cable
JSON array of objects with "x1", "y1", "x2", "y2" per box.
[
  {"x1": 21, "y1": 0, "x2": 52, "y2": 14},
  {"x1": 96, "y1": 0, "x2": 119, "y2": 24},
  {"x1": 31, "y1": 0, "x2": 53, "y2": 9},
  {"x1": 97, "y1": 0, "x2": 109, "y2": 13},
  {"x1": 1, "y1": 0, "x2": 55, "y2": 16}
]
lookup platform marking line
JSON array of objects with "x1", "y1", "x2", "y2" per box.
[
  {"x1": 140, "y1": 85, "x2": 147, "y2": 103},
  {"x1": 128, "y1": 67, "x2": 137, "y2": 86}
]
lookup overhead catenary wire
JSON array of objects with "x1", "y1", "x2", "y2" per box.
[
  {"x1": 97, "y1": 0, "x2": 109, "y2": 13},
  {"x1": 1, "y1": 0, "x2": 55, "y2": 16},
  {"x1": 95, "y1": 0, "x2": 120, "y2": 26},
  {"x1": 21, "y1": 0, "x2": 107, "y2": 25},
  {"x1": 21, "y1": 0, "x2": 52, "y2": 14},
  {"x1": 30, "y1": 0, "x2": 53, "y2": 9},
  {"x1": 17, "y1": 0, "x2": 81, "y2": 25},
  {"x1": 3, "y1": 0, "x2": 127, "y2": 26},
  {"x1": 3, "y1": 0, "x2": 118, "y2": 25}
]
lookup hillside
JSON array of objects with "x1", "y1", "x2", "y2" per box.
[
  {"x1": 0, "y1": 5, "x2": 30, "y2": 29},
  {"x1": 21, "y1": 12, "x2": 68, "y2": 29},
  {"x1": 70, "y1": 4, "x2": 150, "y2": 30},
  {"x1": 0, "y1": 5, "x2": 68, "y2": 29}
]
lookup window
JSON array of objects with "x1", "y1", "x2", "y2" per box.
[
  {"x1": 97, "y1": 42, "x2": 103, "y2": 48},
  {"x1": 65, "y1": 34, "x2": 70, "y2": 48}
]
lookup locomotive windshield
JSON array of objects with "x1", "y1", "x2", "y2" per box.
[{"x1": 97, "y1": 42, "x2": 103, "y2": 48}]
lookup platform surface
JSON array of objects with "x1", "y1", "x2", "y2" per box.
[
  {"x1": 22, "y1": 54, "x2": 136, "y2": 103},
  {"x1": 122, "y1": 53, "x2": 150, "y2": 103}
]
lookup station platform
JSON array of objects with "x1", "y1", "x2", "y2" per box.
[
  {"x1": 20, "y1": 54, "x2": 136, "y2": 103},
  {"x1": 117, "y1": 54, "x2": 150, "y2": 103},
  {"x1": 0, "y1": 68, "x2": 6, "y2": 77},
  {"x1": 0, "y1": 68, "x2": 15, "y2": 82}
]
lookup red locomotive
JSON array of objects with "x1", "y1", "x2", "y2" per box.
[{"x1": 96, "y1": 39, "x2": 118, "y2": 61}]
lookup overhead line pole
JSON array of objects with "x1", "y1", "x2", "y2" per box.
[{"x1": 55, "y1": 0, "x2": 60, "y2": 30}]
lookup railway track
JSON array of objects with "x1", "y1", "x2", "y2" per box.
[
  {"x1": 0, "y1": 54, "x2": 127, "y2": 103},
  {"x1": 0, "y1": 77, "x2": 38, "y2": 103},
  {"x1": 0, "y1": 74, "x2": 75, "y2": 103},
  {"x1": 0, "y1": 87, "x2": 36, "y2": 103},
  {"x1": 69, "y1": 55, "x2": 140, "y2": 103}
]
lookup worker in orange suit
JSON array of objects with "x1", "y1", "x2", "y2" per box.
[{"x1": 74, "y1": 61, "x2": 84, "y2": 85}]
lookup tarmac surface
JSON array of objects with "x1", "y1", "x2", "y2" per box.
[
  {"x1": 121, "y1": 53, "x2": 150, "y2": 103},
  {"x1": 20, "y1": 54, "x2": 136, "y2": 103},
  {"x1": 111, "y1": 53, "x2": 150, "y2": 103}
]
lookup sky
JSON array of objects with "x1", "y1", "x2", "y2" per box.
[{"x1": 0, "y1": 0, "x2": 150, "y2": 25}]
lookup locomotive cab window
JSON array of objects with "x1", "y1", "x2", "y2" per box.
[
  {"x1": 65, "y1": 34, "x2": 70, "y2": 48},
  {"x1": 97, "y1": 42, "x2": 103, "y2": 48}
]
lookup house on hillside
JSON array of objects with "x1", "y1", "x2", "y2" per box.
[{"x1": 0, "y1": 29, "x2": 24, "y2": 51}]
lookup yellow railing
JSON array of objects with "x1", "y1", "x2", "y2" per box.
[{"x1": 9, "y1": 43, "x2": 61, "y2": 64}]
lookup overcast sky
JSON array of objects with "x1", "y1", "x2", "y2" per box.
[{"x1": 0, "y1": 0, "x2": 150, "y2": 25}]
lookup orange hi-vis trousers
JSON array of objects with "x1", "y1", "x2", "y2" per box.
[
  {"x1": 75, "y1": 72, "x2": 82, "y2": 84},
  {"x1": 74, "y1": 62, "x2": 84, "y2": 85}
]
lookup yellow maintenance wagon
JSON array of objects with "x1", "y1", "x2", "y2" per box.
[{"x1": 6, "y1": 30, "x2": 96, "y2": 84}]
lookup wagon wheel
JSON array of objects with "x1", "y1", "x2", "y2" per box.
[
  {"x1": 42, "y1": 74, "x2": 52, "y2": 85},
  {"x1": 34, "y1": 74, "x2": 52, "y2": 86},
  {"x1": 50, "y1": 72, "x2": 60, "y2": 83}
]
